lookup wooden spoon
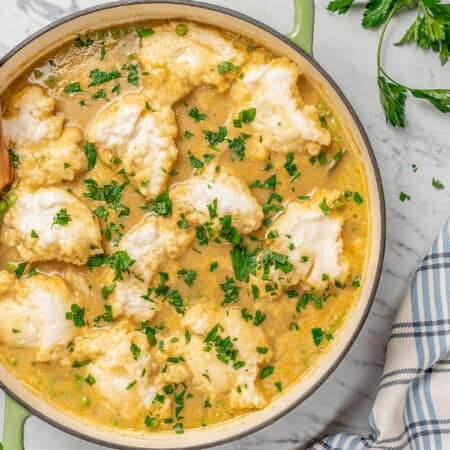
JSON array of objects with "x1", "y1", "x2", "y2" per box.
[{"x1": 0, "y1": 114, "x2": 14, "y2": 195}]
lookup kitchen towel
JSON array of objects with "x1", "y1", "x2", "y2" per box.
[{"x1": 311, "y1": 218, "x2": 450, "y2": 450}]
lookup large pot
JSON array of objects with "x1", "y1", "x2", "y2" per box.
[{"x1": 0, "y1": 1, "x2": 385, "y2": 449}]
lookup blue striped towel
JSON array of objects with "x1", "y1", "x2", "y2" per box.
[{"x1": 310, "y1": 218, "x2": 450, "y2": 450}]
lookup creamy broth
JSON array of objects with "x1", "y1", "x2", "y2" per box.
[{"x1": 0, "y1": 22, "x2": 369, "y2": 433}]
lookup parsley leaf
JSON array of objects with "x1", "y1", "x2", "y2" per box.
[
  {"x1": 378, "y1": 76, "x2": 407, "y2": 127},
  {"x1": 177, "y1": 269, "x2": 197, "y2": 286},
  {"x1": 64, "y1": 82, "x2": 83, "y2": 93},
  {"x1": 220, "y1": 276, "x2": 240, "y2": 306},
  {"x1": 137, "y1": 28, "x2": 155, "y2": 37},
  {"x1": 362, "y1": 0, "x2": 397, "y2": 29},
  {"x1": 151, "y1": 191, "x2": 172, "y2": 216},
  {"x1": 52, "y1": 208, "x2": 71, "y2": 226},
  {"x1": 83, "y1": 142, "x2": 97, "y2": 170},
  {"x1": 88, "y1": 68, "x2": 121, "y2": 87},
  {"x1": 65, "y1": 304, "x2": 85, "y2": 327},
  {"x1": 188, "y1": 107, "x2": 207, "y2": 122},
  {"x1": 327, "y1": 0, "x2": 354, "y2": 14},
  {"x1": 432, "y1": 177, "x2": 445, "y2": 190},
  {"x1": 230, "y1": 246, "x2": 258, "y2": 281},
  {"x1": 218, "y1": 61, "x2": 240, "y2": 75}
]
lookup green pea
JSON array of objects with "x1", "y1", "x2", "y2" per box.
[
  {"x1": 175, "y1": 23, "x2": 188, "y2": 36},
  {"x1": 80, "y1": 396, "x2": 90, "y2": 407},
  {"x1": 6, "y1": 193, "x2": 16, "y2": 207},
  {"x1": 8, "y1": 357, "x2": 18, "y2": 367},
  {"x1": 0, "y1": 199, "x2": 8, "y2": 214},
  {"x1": 5, "y1": 261, "x2": 18, "y2": 273}
]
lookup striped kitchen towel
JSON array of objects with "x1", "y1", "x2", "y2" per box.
[{"x1": 311, "y1": 218, "x2": 450, "y2": 450}]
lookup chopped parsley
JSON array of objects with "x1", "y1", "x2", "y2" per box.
[
  {"x1": 88, "y1": 68, "x2": 121, "y2": 87},
  {"x1": 130, "y1": 342, "x2": 141, "y2": 360},
  {"x1": 284, "y1": 153, "x2": 301, "y2": 181},
  {"x1": 220, "y1": 276, "x2": 240, "y2": 306},
  {"x1": 219, "y1": 215, "x2": 242, "y2": 245},
  {"x1": 65, "y1": 304, "x2": 85, "y2": 327},
  {"x1": 319, "y1": 198, "x2": 333, "y2": 215},
  {"x1": 230, "y1": 246, "x2": 257, "y2": 281},
  {"x1": 184, "y1": 130, "x2": 193, "y2": 139},
  {"x1": 84, "y1": 178, "x2": 129, "y2": 217},
  {"x1": 8, "y1": 149, "x2": 20, "y2": 167},
  {"x1": 6, "y1": 261, "x2": 28, "y2": 279},
  {"x1": 203, "y1": 126, "x2": 227, "y2": 147},
  {"x1": 238, "y1": 108, "x2": 257, "y2": 123},
  {"x1": 177, "y1": 269, "x2": 197, "y2": 286},
  {"x1": 260, "y1": 366, "x2": 274, "y2": 379},
  {"x1": 52, "y1": 208, "x2": 71, "y2": 226},
  {"x1": 227, "y1": 134, "x2": 249, "y2": 161},
  {"x1": 137, "y1": 27, "x2": 155, "y2": 37},
  {"x1": 83, "y1": 142, "x2": 97, "y2": 170},
  {"x1": 253, "y1": 310, "x2": 266, "y2": 326},
  {"x1": 71, "y1": 359, "x2": 91, "y2": 368},
  {"x1": 311, "y1": 327, "x2": 333, "y2": 346},
  {"x1": 210, "y1": 261, "x2": 218, "y2": 272},
  {"x1": 188, "y1": 107, "x2": 207, "y2": 122},
  {"x1": 151, "y1": 191, "x2": 172, "y2": 216},
  {"x1": 85, "y1": 374, "x2": 96, "y2": 385},
  {"x1": 250, "y1": 174, "x2": 277, "y2": 190},
  {"x1": 30, "y1": 230, "x2": 39, "y2": 239},
  {"x1": 353, "y1": 192, "x2": 364, "y2": 204},
  {"x1": 399, "y1": 191, "x2": 411, "y2": 202},
  {"x1": 122, "y1": 63, "x2": 139, "y2": 86},
  {"x1": 432, "y1": 178, "x2": 445, "y2": 190},
  {"x1": 74, "y1": 32, "x2": 94, "y2": 48},
  {"x1": 64, "y1": 82, "x2": 83, "y2": 93},
  {"x1": 93, "y1": 304, "x2": 114, "y2": 324},
  {"x1": 177, "y1": 214, "x2": 189, "y2": 229},
  {"x1": 101, "y1": 283, "x2": 116, "y2": 300}
]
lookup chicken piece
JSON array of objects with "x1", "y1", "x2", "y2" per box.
[
  {"x1": 171, "y1": 165, "x2": 263, "y2": 234},
  {"x1": 231, "y1": 58, "x2": 330, "y2": 160},
  {"x1": 87, "y1": 94, "x2": 178, "y2": 199},
  {"x1": 138, "y1": 22, "x2": 246, "y2": 104},
  {"x1": 111, "y1": 277, "x2": 161, "y2": 323},
  {"x1": 3, "y1": 86, "x2": 86, "y2": 187},
  {"x1": 181, "y1": 303, "x2": 271, "y2": 410},
  {"x1": 1, "y1": 188, "x2": 103, "y2": 265},
  {"x1": 251, "y1": 190, "x2": 347, "y2": 299},
  {"x1": 0, "y1": 271, "x2": 76, "y2": 362},
  {"x1": 119, "y1": 215, "x2": 194, "y2": 284}
]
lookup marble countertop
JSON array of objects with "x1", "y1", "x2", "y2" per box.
[{"x1": 0, "y1": 0, "x2": 449, "y2": 449}]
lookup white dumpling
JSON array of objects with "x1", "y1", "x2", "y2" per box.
[
  {"x1": 231, "y1": 57, "x2": 330, "y2": 160},
  {"x1": 119, "y1": 215, "x2": 193, "y2": 284},
  {"x1": 87, "y1": 94, "x2": 178, "y2": 199},
  {"x1": 171, "y1": 164, "x2": 263, "y2": 234},
  {"x1": 251, "y1": 190, "x2": 347, "y2": 299},
  {"x1": 181, "y1": 303, "x2": 271, "y2": 410},
  {"x1": 111, "y1": 277, "x2": 161, "y2": 323},
  {"x1": 139, "y1": 22, "x2": 246, "y2": 104},
  {"x1": 1, "y1": 187, "x2": 103, "y2": 265},
  {"x1": 0, "y1": 271, "x2": 76, "y2": 362},
  {"x1": 3, "y1": 86, "x2": 86, "y2": 187},
  {"x1": 71, "y1": 322, "x2": 187, "y2": 420}
]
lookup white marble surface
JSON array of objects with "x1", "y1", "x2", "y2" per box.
[{"x1": 0, "y1": 0, "x2": 449, "y2": 448}]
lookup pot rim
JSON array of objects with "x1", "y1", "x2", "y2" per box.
[{"x1": 0, "y1": 1, "x2": 386, "y2": 449}]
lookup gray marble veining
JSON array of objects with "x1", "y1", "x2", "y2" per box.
[{"x1": 0, "y1": 1, "x2": 449, "y2": 449}]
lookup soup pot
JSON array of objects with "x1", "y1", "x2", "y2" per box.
[{"x1": 0, "y1": 1, "x2": 385, "y2": 449}]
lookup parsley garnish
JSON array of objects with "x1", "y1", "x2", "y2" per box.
[
  {"x1": 188, "y1": 107, "x2": 207, "y2": 122},
  {"x1": 177, "y1": 214, "x2": 189, "y2": 229},
  {"x1": 52, "y1": 208, "x2": 71, "y2": 226},
  {"x1": 8, "y1": 149, "x2": 20, "y2": 167},
  {"x1": 65, "y1": 304, "x2": 85, "y2": 327},
  {"x1": 432, "y1": 178, "x2": 445, "y2": 190},
  {"x1": 210, "y1": 261, "x2": 218, "y2": 272},
  {"x1": 399, "y1": 191, "x2": 411, "y2": 202},
  {"x1": 311, "y1": 327, "x2": 333, "y2": 346},
  {"x1": 238, "y1": 108, "x2": 257, "y2": 123},
  {"x1": 122, "y1": 63, "x2": 139, "y2": 86},
  {"x1": 74, "y1": 33, "x2": 94, "y2": 48},
  {"x1": 220, "y1": 276, "x2": 240, "y2": 305},
  {"x1": 177, "y1": 269, "x2": 197, "y2": 286},
  {"x1": 84, "y1": 178, "x2": 129, "y2": 217},
  {"x1": 130, "y1": 342, "x2": 141, "y2": 360},
  {"x1": 72, "y1": 359, "x2": 91, "y2": 368},
  {"x1": 137, "y1": 27, "x2": 155, "y2": 37},
  {"x1": 83, "y1": 142, "x2": 97, "y2": 170},
  {"x1": 230, "y1": 246, "x2": 257, "y2": 281},
  {"x1": 88, "y1": 68, "x2": 121, "y2": 87},
  {"x1": 64, "y1": 82, "x2": 83, "y2": 93},
  {"x1": 203, "y1": 126, "x2": 227, "y2": 147},
  {"x1": 151, "y1": 191, "x2": 172, "y2": 216},
  {"x1": 260, "y1": 366, "x2": 274, "y2": 379},
  {"x1": 319, "y1": 198, "x2": 333, "y2": 215}
]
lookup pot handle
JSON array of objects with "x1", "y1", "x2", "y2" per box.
[
  {"x1": 287, "y1": 0, "x2": 315, "y2": 56},
  {"x1": 3, "y1": 395, "x2": 30, "y2": 450}
]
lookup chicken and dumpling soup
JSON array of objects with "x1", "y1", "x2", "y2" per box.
[{"x1": 0, "y1": 21, "x2": 370, "y2": 433}]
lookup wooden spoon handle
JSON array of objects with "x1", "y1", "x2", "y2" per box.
[{"x1": 0, "y1": 114, "x2": 14, "y2": 194}]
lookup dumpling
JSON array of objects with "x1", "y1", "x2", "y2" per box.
[
  {"x1": 2, "y1": 86, "x2": 86, "y2": 187},
  {"x1": 71, "y1": 322, "x2": 187, "y2": 420},
  {"x1": 111, "y1": 277, "x2": 161, "y2": 323},
  {"x1": 87, "y1": 94, "x2": 178, "y2": 199},
  {"x1": 251, "y1": 190, "x2": 347, "y2": 299},
  {"x1": 119, "y1": 215, "x2": 194, "y2": 284},
  {"x1": 231, "y1": 57, "x2": 330, "y2": 160},
  {"x1": 181, "y1": 303, "x2": 271, "y2": 410},
  {"x1": 0, "y1": 271, "x2": 76, "y2": 362},
  {"x1": 1, "y1": 187, "x2": 103, "y2": 265},
  {"x1": 139, "y1": 22, "x2": 246, "y2": 104},
  {"x1": 171, "y1": 164, "x2": 263, "y2": 234}
]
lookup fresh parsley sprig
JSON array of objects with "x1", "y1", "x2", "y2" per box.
[{"x1": 327, "y1": 0, "x2": 450, "y2": 126}]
